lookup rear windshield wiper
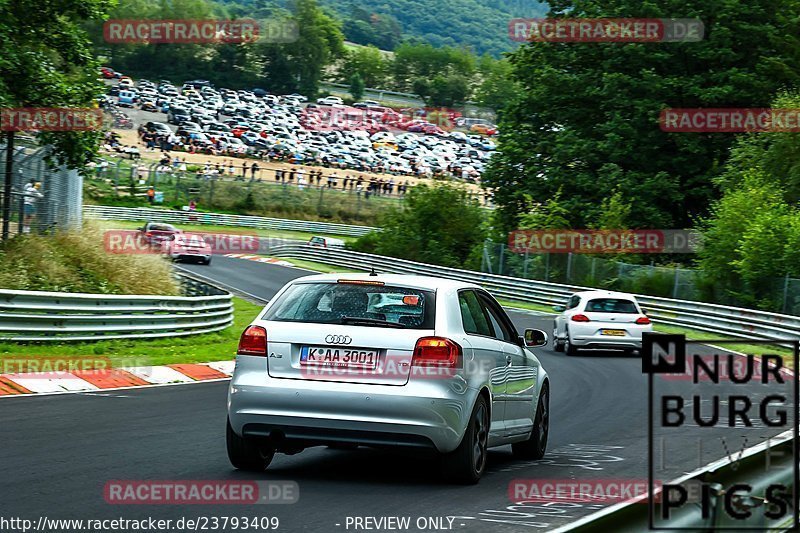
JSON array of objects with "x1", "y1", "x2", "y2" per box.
[{"x1": 340, "y1": 316, "x2": 405, "y2": 328}]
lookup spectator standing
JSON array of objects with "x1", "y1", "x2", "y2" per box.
[
  {"x1": 251, "y1": 162, "x2": 260, "y2": 181},
  {"x1": 23, "y1": 182, "x2": 43, "y2": 233}
]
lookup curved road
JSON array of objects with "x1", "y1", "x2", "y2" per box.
[{"x1": 1, "y1": 257, "x2": 790, "y2": 532}]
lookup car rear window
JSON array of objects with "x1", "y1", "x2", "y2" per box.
[
  {"x1": 262, "y1": 282, "x2": 435, "y2": 329},
  {"x1": 149, "y1": 224, "x2": 179, "y2": 232},
  {"x1": 585, "y1": 298, "x2": 638, "y2": 313}
]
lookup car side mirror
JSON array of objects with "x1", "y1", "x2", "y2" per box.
[
  {"x1": 552, "y1": 305, "x2": 566, "y2": 313},
  {"x1": 522, "y1": 328, "x2": 548, "y2": 347}
]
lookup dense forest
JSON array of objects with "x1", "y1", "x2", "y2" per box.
[{"x1": 218, "y1": 0, "x2": 548, "y2": 55}]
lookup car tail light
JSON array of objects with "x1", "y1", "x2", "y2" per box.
[
  {"x1": 146, "y1": 231, "x2": 152, "y2": 237},
  {"x1": 636, "y1": 316, "x2": 651, "y2": 325},
  {"x1": 571, "y1": 314, "x2": 590, "y2": 322},
  {"x1": 237, "y1": 325, "x2": 267, "y2": 356},
  {"x1": 412, "y1": 337, "x2": 461, "y2": 367}
]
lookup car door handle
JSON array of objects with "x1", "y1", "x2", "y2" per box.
[{"x1": 506, "y1": 355, "x2": 512, "y2": 366}]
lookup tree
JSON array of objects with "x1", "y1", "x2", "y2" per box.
[
  {"x1": 0, "y1": 0, "x2": 112, "y2": 239},
  {"x1": 697, "y1": 89, "x2": 800, "y2": 308},
  {"x1": 474, "y1": 55, "x2": 520, "y2": 112},
  {"x1": 261, "y1": 0, "x2": 344, "y2": 97},
  {"x1": 351, "y1": 184, "x2": 485, "y2": 268},
  {"x1": 484, "y1": 0, "x2": 800, "y2": 232},
  {"x1": 392, "y1": 42, "x2": 475, "y2": 92},
  {"x1": 349, "y1": 72, "x2": 365, "y2": 101},
  {"x1": 338, "y1": 45, "x2": 387, "y2": 88}
]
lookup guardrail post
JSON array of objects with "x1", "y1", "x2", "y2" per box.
[
  {"x1": 673, "y1": 268, "x2": 680, "y2": 298},
  {"x1": 523, "y1": 249, "x2": 529, "y2": 278},
  {"x1": 545, "y1": 252, "x2": 550, "y2": 281},
  {"x1": 566, "y1": 252, "x2": 573, "y2": 283},
  {"x1": 498, "y1": 244, "x2": 505, "y2": 276},
  {"x1": 782, "y1": 273, "x2": 790, "y2": 313}
]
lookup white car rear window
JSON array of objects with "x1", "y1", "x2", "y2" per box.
[{"x1": 585, "y1": 298, "x2": 638, "y2": 313}]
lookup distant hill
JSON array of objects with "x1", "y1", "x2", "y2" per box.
[
  {"x1": 322, "y1": 0, "x2": 548, "y2": 56},
  {"x1": 217, "y1": 0, "x2": 548, "y2": 56}
]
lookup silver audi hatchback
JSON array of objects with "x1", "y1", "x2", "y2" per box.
[{"x1": 226, "y1": 273, "x2": 550, "y2": 483}]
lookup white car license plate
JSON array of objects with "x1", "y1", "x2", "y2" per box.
[
  {"x1": 601, "y1": 329, "x2": 626, "y2": 336},
  {"x1": 300, "y1": 346, "x2": 378, "y2": 369}
]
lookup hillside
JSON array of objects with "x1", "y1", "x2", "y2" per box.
[
  {"x1": 323, "y1": 0, "x2": 548, "y2": 56},
  {"x1": 219, "y1": 0, "x2": 548, "y2": 56}
]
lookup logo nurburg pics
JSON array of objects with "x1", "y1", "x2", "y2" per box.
[{"x1": 642, "y1": 333, "x2": 686, "y2": 374}]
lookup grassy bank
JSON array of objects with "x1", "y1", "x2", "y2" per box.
[{"x1": 0, "y1": 225, "x2": 178, "y2": 295}]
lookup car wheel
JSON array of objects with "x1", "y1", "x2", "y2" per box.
[
  {"x1": 512, "y1": 383, "x2": 549, "y2": 460},
  {"x1": 565, "y1": 333, "x2": 579, "y2": 356},
  {"x1": 226, "y1": 417, "x2": 275, "y2": 471},
  {"x1": 203, "y1": 257, "x2": 212, "y2": 265},
  {"x1": 442, "y1": 395, "x2": 489, "y2": 485},
  {"x1": 553, "y1": 329, "x2": 565, "y2": 352}
]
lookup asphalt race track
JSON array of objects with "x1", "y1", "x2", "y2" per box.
[{"x1": 1, "y1": 256, "x2": 792, "y2": 532}]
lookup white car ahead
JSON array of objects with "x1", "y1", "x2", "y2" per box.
[{"x1": 552, "y1": 290, "x2": 652, "y2": 355}]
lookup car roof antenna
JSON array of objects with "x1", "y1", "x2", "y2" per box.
[{"x1": 369, "y1": 267, "x2": 378, "y2": 277}]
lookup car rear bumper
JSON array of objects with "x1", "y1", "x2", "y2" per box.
[
  {"x1": 228, "y1": 355, "x2": 477, "y2": 453},
  {"x1": 572, "y1": 337, "x2": 642, "y2": 350},
  {"x1": 171, "y1": 252, "x2": 211, "y2": 262}
]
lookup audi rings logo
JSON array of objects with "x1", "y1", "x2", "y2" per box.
[{"x1": 325, "y1": 335, "x2": 352, "y2": 345}]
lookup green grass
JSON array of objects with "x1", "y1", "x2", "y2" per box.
[
  {"x1": 653, "y1": 323, "x2": 795, "y2": 360},
  {"x1": 0, "y1": 297, "x2": 263, "y2": 367},
  {"x1": 272, "y1": 257, "x2": 361, "y2": 274},
  {"x1": 98, "y1": 219, "x2": 358, "y2": 244},
  {"x1": 496, "y1": 299, "x2": 556, "y2": 314}
]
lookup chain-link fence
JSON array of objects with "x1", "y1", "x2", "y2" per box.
[
  {"x1": 0, "y1": 139, "x2": 83, "y2": 237},
  {"x1": 481, "y1": 241, "x2": 800, "y2": 316}
]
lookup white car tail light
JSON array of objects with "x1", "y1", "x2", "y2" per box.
[
  {"x1": 571, "y1": 314, "x2": 590, "y2": 322},
  {"x1": 238, "y1": 325, "x2": 267, "y2": 356},
  {"x1": 636, "y1": 316, "x2": 651, "y2": 325}
]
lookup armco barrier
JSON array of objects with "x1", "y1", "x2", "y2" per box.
[
  {"x1": 0, "y1": 275, "x2": 233, "y2": 342},
  {"x1": 262, "y1": 243, "x2": 800, "y2": 342},
  {"x1": 83, "y1": 205, "x2": 377, "y2": 237}
]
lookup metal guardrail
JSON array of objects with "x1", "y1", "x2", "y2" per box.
[
  {"x1": 83, "y1": 205, "x2": 377, "y2": 237},
  {"x1": 0, "y1": 275, "x2": 233, "y2": 342},
  {"x1": 264, "y1": 243, "x2": 800, "y2": 342}
]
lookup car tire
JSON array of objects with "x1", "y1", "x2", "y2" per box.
[
  {"x1": 226, "y1": 417, "x2": 275, "y2": 471},
  {"x1": 512, "y1": 383, "x2": 549, "y2": 460},
  {"x1": 565, "y1": 333, "x2": 579, "y2": 356},
  {"x1": 204, "y1": 257, "x2": 212, "y2": 265},
  {"x1": 442, "y1": 395, "x2": 489, "y2": 485},
  {"x1": 553, "y1": 330, "x2": 565, "y2": 352}
]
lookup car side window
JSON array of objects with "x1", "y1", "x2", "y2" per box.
[
  {"x1": 478, "y1": 292, "x2": 517, "y2": 343},
  {"x1": 567, "y1": 295, "x2": 581, "y2": 310},
  {"x1": 458, "y1": 290, "x2": 493, "y2": 337}
]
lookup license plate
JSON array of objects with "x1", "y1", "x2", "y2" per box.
[
  {"x1": 300, "y1": 346, "x2": 378, "y2": 369},
  {"x1": 601, "y1": 329, "x2": 626, "y2": 336}
]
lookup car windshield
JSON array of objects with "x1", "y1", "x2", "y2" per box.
[
  {"x1": 263, "y1": 282, "x2": 435, "y2": 329},
  {"x1": 585, "y1": 298, "x2": 638, "y2": 314}
]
